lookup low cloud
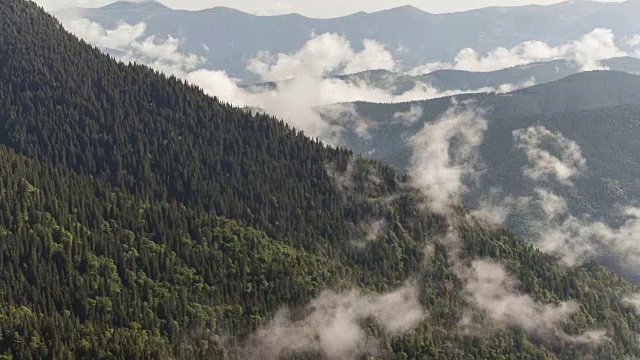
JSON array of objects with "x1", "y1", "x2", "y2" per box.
[
  {"x1": 408, "y1": 101, "x2": 488, "y2": 213},
  {"x1": 463, "y1": 126, "x2": 640, "y2": 274},
  {"x1": 495, "y1": 77, "x2": 537, "y2": 93},
  {"x1": 513, "y1": 126, "x2": 587, "y2": 186},
  {"x1": 533, "y1": 188, "x2": 569, "y2": 220},
  {"x1": 623, "y1": 294, "x2": 640, "y2": 314},
  {"x1": 59, "y1": 14, "x2": 640, "y2": 283},
  {"x1": 246, "y1": 33, "x2": 396, "y2": 81},
  {"x1": 247, "y1": 284, "x2": 425, "y2": 359},
  {"x1": 410, "y1": 28, "x2": 629, "y2": 75},
  {"x1": 61, "y1": 17, "x2": 147, "y2": 51},
  {"x1": 61, "y1": 17, "x2": 205, "y2": 77},
  {"x1": 509, "y1": 126, "x2": 640, "y2": 271},
  {"x1": 361, "y1": 219, "x2": 388, "y2": 243},
  {"x1": 434, "y1": 230, "x2": 604, "y2": 343},
  {"x1": 325, "y1": 156, "x2": 401, "y2": 205},
  {"x1": 325, "y1": 157, "x2": 360, "y2": 196},
  {"x1": 469, "y1": 199, "x2": 511, "y2": 227},
  {"x1": 538, "y1": 207, "x2": 640, "y2": 270},
  {"x1": 54, "y1": 11, "x2": 626, "y2": 351},
  {"x1": 59, "y1": 17, "x2": 537, "y2": 143},
  {"x1": 189, "y1": 42, "x2": 508, "y2": 142},
  {"x1": 461, "y1": 259, "x2": 580, "y2": 336},
  {"x1": 393, "y1": 105, "x2": 424, "y2": 125},
  {"x1": 400, "y1": 115, "x2": 614, "y2": 343},
  {"x1": 122, "y1": 35, "x2": 206, "y2": 75}
]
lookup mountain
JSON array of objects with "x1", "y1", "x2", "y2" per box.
[
  {"x1": 415, "y1": 57, "x2": 640, "y2": 92},
  {"x1": 247, "y1": 57, "x2": 640, "y2": 95},
  {"x1": 344, "y1": 70, "x2": 640, "y2": 169},
  {"x1": 337, "y1": 71, "x2": 640, "y2": 280},
  {"x1": 61, "y1": 0, "x2": 640, "y2": 82},
  {"x1": 0, "y1": 0, "x2": 638, "y2": 358}
]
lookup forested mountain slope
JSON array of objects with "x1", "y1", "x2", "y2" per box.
[
  {"x1": 340, "y1": 72, "x2": 640, "y2": 283},
  {"x1": 0, "y1": 0, "x2": 638, "y2": 358}
]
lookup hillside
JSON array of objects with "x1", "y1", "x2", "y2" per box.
[
  {"x1": 61, "y1": 0, "x2": 640, "y2": 82},
  {"x1": 339, "y1": 72, "x2": 640, "y2": 282},
  {"x1": 416, "y1": 57, "x2": 640, "y2": 92},
  {"x1": 0, "y1": 0, "x2": 638, "y2": 358},
  {"x1": 248, "y1": 57, "x2": 640, "y2": 96},
  {"x1": 345, "y1": 71, "x2": 640, "y2": 169}
]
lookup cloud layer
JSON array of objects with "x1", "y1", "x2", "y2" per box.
[
  {"x1": 410, "y1": 28, "x2": 629, "y2": 74},
  {"x1": 61, "y1": 15, "x2": 639, "y2": 150},
  {"x1": 58, "y1": 4, "x2": 639, "y2": 294},
  {"x1": 58, "y1": 16, "x2": 544, "y2": 143}
]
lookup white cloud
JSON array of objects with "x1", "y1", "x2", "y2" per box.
[
  {"x1": 342, "y1": 39, "x2": 397, "y2": 76},
  {"x1": 122, "y1": 35, "x2": 206, "y2": 75},
  {"x1": 188, "y1": 37, "x2": 532, "y2": 142},
  {"x1": 362, "y1": 219, "x2": 388, "y2": 242},
  {"x1": 58, "y1": 17, "x2": 540, "y2": 143},
  {"x1": 248, "y1": 284, "x2": 425, "y2": 358},
  {"x1": 408, "y1": 101, "x2": 488, "y2": 213},
  {"x1": 410, "y1": 28, "x2": 628, "y2": 75},
  {"x1": 435, "y1": 231, "x2": 605, "y2": 342},
  {"x1": 464, "y1": 126, "x2": 640, "y2": 273},
  {"x1": 61, "y1": 17, "x2": 147, "y2": 51},
  {"x1": 393, "y1": 105, "x2": 423, "y2": 125},
  {"x1": 623, "y1": 294, "x2": 640, "y2": 314},
  {"x1": 626, "y1": 35, "x2": 640, "y2": 48},
  {"x1": 247, "y1": 33, "x2": 396, "y2": 82},
  {"x1": 251, "y1": 1, "x2": 294, "y2": 16},
  {"x1": 99, "y1": 17, "x2": 635, "y2": 280},
  {"x1": 495, "y1": 76, "x2": 537, "y2": 93},
  {"x1": 513, "y1": 126, "x2": 587, "y2": 186},
  {"x1": 60, "y1": 17, "x2": 205, "y2": 77},
  {"x1": 461, "y1": 259, "x2": 580, "y2": 335},
  {"x1": 538, "y1": 207, "x2": 640, "y2": 269},
  {"x1": 533, "y1": 188, "x2": 569, "y2": 220}
]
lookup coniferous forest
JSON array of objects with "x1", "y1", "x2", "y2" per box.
[{"x1": 0, "y1": 0, "x2": 638, "y2": 358}]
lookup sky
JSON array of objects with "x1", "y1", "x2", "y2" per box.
[{"x1": 35, "y1": 0, "x2": 625, "y2": 18}]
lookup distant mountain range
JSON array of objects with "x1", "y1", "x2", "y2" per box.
[
  {"x1": 247, "y1": 57, "x2": 640, "y2": 94},
  {"x1": 60, "y1": 0, "x2": 640, "y2": 82}
]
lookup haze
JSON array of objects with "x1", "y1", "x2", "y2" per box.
[{"x1": 37, "y1": 0, "x2": 625, "y2": 17}]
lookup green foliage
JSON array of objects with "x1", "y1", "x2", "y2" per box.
[{"x1": 0, "y1": 1, "x2": 636, "y2": 359}]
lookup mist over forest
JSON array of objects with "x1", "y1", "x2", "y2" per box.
[{"x1": 0, "y1": 0, "x2": 638, "y2": 358}]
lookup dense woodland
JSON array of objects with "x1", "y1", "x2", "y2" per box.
[{"x1": 0, "y1": 0, "x2": 638, "y2": 358}]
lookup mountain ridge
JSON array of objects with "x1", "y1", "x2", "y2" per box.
[
  {"x1": 0, "y1": 0, "x2": 638, "y2": 358},
  {"x1": 67, "y1": 0, "x2": 633, "y2": 19},
  {"x1": 336, "y1": 71, "x2": 640, "y2": 280},
  {"x1": 62, "y1": 0, "x2": 640, "y2": 82}
]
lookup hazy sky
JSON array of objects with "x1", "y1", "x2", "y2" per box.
[{"x1": 37, "y1": 0, "x2": 625, "y2": 17}]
